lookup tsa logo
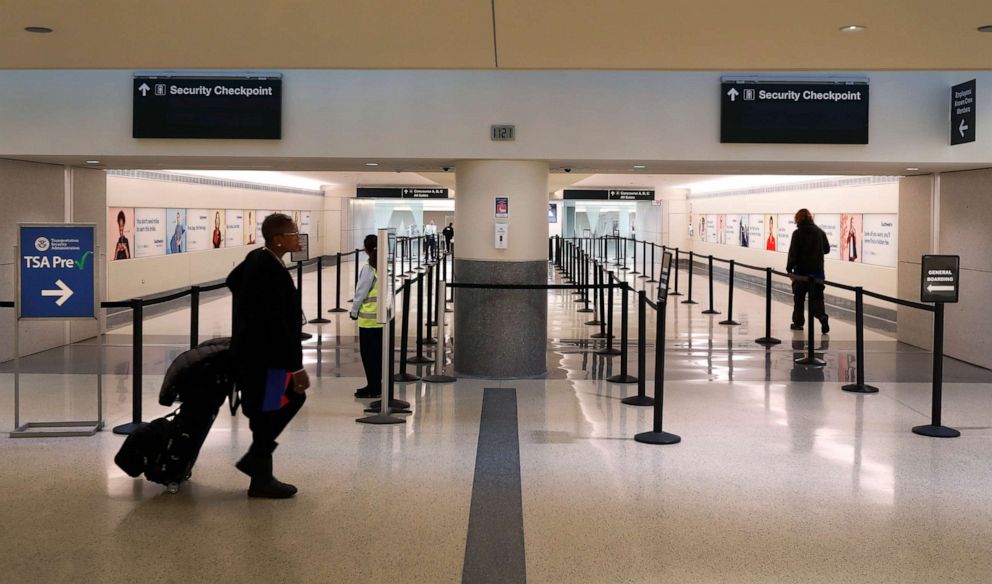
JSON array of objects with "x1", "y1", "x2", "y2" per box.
[{"x1": 34, "y1": 237, "x2": 51, "y2": 252}]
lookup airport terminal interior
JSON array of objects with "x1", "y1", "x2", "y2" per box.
[{"x1": 2, "y1": 2, "x2": 992, "y2": 583}]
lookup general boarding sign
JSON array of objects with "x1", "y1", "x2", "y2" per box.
[
  {"x1": 920, "y1": 255, "x2": 959, "y2": 304},
  {"x1": 18, "y1": 224, "x2": 97, "y2": 319}
]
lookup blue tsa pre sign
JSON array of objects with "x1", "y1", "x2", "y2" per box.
[{"x1": 18, "y1": 224, "x2": 97, "y2": 319}]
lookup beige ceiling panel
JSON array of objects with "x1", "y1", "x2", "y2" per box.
[
  {"x1": 495, "y1": 0, "x2": 992, "y2": 70},
  {"x1": 0, "y1": 0, "x2": 496, "y2": 68}
]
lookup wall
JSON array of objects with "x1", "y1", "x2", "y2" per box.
[
  {"x1": 105, "y1": 173, "x2": 324, "y2": 300},
  {"x1": 896, "y1": 176, "x2": 935, "y2": 351},
  {"x1": 685, "y1": 178, "x2": 900, "y2": 303},
  {"x1": 1, "y1": 70, "x2": 990, "y2": 167},
  {"x1": 0, "y1": 161, "x2": 107, "y2": 361}
]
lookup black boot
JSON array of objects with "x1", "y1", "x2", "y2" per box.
[{"x1": 236, "y1": 449, "x2": 298, "y2": 499}]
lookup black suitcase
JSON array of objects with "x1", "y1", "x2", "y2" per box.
[{"x1": 114, "y1": 338, "x2": 235, "y2": 494}]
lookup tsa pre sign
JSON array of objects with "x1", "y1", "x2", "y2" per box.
[{"x1": 19, "y1": 224, "x2": 97, "y2": 319}]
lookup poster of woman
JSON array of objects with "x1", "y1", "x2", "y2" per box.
[
  {"x1": 210, "y1": 209, "x2": 226, "y2": 249},
  {"x1": 244, "y1": 209, "x2": 256, "y2": 245},
  {"x1": 107, "y1": 207, "x2": 134, "y2": 261},
  {"x1": 764, "y1": 214, "x2": 777, "y2": 251},
  {"x1": 167, "y1": 208, "x2": 186, "y2": 254},
  {"x1": 840, "y1": 214, "x2": 863, "y2": 263},
  {"x1": 737, "y1": 214, "x2": 749, "y2": 247},
  {"x1": 717, "y1": 214, "x2": 727, "y2": 245}
]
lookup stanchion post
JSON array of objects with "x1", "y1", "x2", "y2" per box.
[
  {"x1": 189, "y1": 285, "x2": 200, "y2": 349},
  {"x1": 112, "y1": 299, "x2": 145, "y2": 435},
  {"x1": 794, "y1": 277, "x2": 826, "y2": 367},
  {"x1": 425, "y1": 263, "x2": 437, "y2": 344},
  {"x1": 598, "y1": 272, "x2": 621, "y2": 355},
  {"x1": 631, "y1": 238, "x2": 640, "y2": 274},
  {"x1": 408, "y1": 272, "x2": 434, "y2": 364},
  {"x1": 755, "y1": 268, "x2": 782, "y2": 346},
  {"x1": 311, "y1": 256, "x2": 331, "y2": 323},
  {"x1": 670, "y1": 248, "x2": 682, "y2": 296},
  {"x1": 395, "y1": 281, "x2": 419, "y2": 382},
  {"x1": 647, "y1": 243, "x2": 657, "y2": 283},
  {"x1": 622, "y1": 290, "x2": 654, "y2": 405},
  {"x1": 607, "y1": 283, "x2": 637, "y2": 382},
  {"x1": 842, "y1": 287, "x2": 878, "y2": 393},
  {"x1": 912, "y1": 303, "x2": 959, "y2": 437},
  {"x1": 635, "y1": 292, "x2": 680, "y2": 445},
  {"x1": 701, "y1": 256, "x2": 720, "y2": 314},
  {"x1": 328, "y1": 252, "x2": 348, "y2": 313},
  {"x1": 681, "y1": 251, "x2": 698, "y2": 304},
  {"x1": 719, "y1": 260, "x2": 741, "y2": 325}
]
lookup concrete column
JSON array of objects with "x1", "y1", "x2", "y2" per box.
[{"x1": 453, "y1": 160, "x2": 549, "y2": 378}]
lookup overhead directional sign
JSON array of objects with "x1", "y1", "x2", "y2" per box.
[
  {"x1": 563, "y1": 189, "x2": 655, "y2": 201},
  {"x1": 951, "y1": 79, "x2": 976, "y2": 145},
  {"x1": 133, "y1": 75, "x2": 282, "y2": 139},
  {"x1": 356, "y1": 187, "x2": 449, "y2": 199},
  {"x1": 721, "y1": 77, "x2": 870, "y2": 144},
  {"x1": 18, "y1": 224, "x2": 97, "y2": 319},
  {"x1": 920, "y1": 255, "x2": 960, "y2": 304}
]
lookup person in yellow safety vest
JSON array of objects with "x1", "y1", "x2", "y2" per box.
[{"x1": 350, "y1": 234, "x2": 384, "y2": 399}]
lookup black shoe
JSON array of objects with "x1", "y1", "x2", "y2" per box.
[
  {"x1": 820, "y1": 317, "x2": 830, "y2": 335},
  {"x1": 790, "y1": 323, "x2": 804, "y2": 331},
  {"x1": 355, "y1": 390, "x2": 381, "y2": 399},
  {"x1": 353, "y1": 387, "x2": 371, "y2": 398},
  {"x1": 248, "y1": 477, "x2": 298, "y2": 499}
]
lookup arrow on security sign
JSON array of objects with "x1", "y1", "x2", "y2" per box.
[
  {"x1": 727, "y1": 88, "x2": 739, "y2": 102},
  {"x1": 959, "y1": 118, "x2": 969, "y2": 138},
  {"x1": 42, "y1": 279, "x2": 74, "y2": 306},
  {"x1": 927, "y1": 284, "x2": 954, "y2": 293},
  {"x1": 138, "y1": 83, "x2": 150, "y2": 96}
]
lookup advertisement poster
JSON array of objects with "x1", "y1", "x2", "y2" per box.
[
  {"x1": 134, "y1": 208, "x2": 167, "y2": 258},
  {"x1": 734, "y1": 215, "x2": 749, "y2": 247},
  {"x1": 717, "y1": 214, "x2": 727, "y2": 245},
  {"x1": 225, "y1": 209, "x2": 244, "y2": 248},
  {"x1": 763, "y1": 214, "x2": 778, "y2": 251},
  {"x1": 705, "y1": 214, "x2": 717, "y2": 243},
  {"x1": 697, "y1": 215, "x2": 707, "y2": 242},
  {"x1": 726, "y1": 215, "x2": 740, "y2": 247},
  {"x1": 187, "y1": 209, "x2": 211, "y2": 251},
  {"x1": 839, "y1": 214, "x2": 863, "y2": 263},
  {"x1": 300, "y1": 211, "x2": 312, "y2": 236},
  {"x1": 108, "y1": 207, "x2": 135, "y2": 261},
  {"x1": 817, "y1": 213, "x2": 842, "y2": 260},
  {"x1": 548, "y1": 203, "x2": 558, "y2": 224},
  {"x1": 747, "y1": 214, "x2": 765, "y2": 249},
  {"x1": 167, "y1": 208, "x2": 186, "y2": 254},
  {"x1": 244, "y1": 209, "x2": 257, "y2": 245},
  {"x1": 862, "y1": 214, "x2": 898, "y2": 267},
  {"x1": 209, "y1": 209, "x2": 226, "y2": 249},
  {"x1": 776, "y1": 214, "x2": 796, "y2": 253},
  {"x1": 495, "y1": 197, "x2": 509, "y2": 218},
  {"x1": 256, "y1": 210, "x2": 271, "y2": 243},
  {"x1": 291, "y1": 210, "x2": 301, "y2": 227}
]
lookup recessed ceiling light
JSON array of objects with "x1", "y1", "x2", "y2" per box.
[
  {"x1": 839, "y1": 24, "x2": 866, "y2": 32},
  {"x1": 365, "y1": 162, "x2": 379, "y2": 167},
  {"x1": 906, "y1": 167, "x2": 919, "y2": 171},
  {"x1": 979, "y1": 25, "x2": 992, "y2": 33},
  {"x1": 633, "y1": 165, "x2": 646, "y2": 169},
  {"x1": 84, "y1": 160, "x2": 101, "y2": 164},
  {"x1": 24, "y1": 26, "x2": 53, "y2": 33}
]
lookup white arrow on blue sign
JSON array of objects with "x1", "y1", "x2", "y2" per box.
[{"x1": 18, "y1": 224, "x2": 97, "y2": 320}]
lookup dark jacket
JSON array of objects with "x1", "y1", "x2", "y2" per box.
[
  {"x1": 786, "y1": 221, "x2": 831, "y2": 277},
  {"x1": 442, "y1": 225, "x2": 454, "y2": 240},
  {"x1": 226, "y1": 248, "x2": 303, "y2": 373}
]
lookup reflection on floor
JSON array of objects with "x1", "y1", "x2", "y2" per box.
[{"x1": 1, "y1": 260, "x2": 991, "y2": 583}]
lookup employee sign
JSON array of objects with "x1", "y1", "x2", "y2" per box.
[{"x1": 18, "y1": 224, "x2": 97, "y2": 319}]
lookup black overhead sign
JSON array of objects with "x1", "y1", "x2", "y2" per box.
[
  {"x1": 356, "y1": 187, "x2": 449, "y2": 199},
  {"x1": 563, "y1": 189, "x2": 655, "y2": 201},
  {"x1": 920, "y1": 255, "x2": 960, "y2": 304},
  {"x1": 951, "y1": 79, "x2": 976, "y2": 145},
  {"x1": 721, "y1": 78, "x2": 870, "y2": 144},
  {"x1": 133, "y1": 76, "x2": 282, "y2": 139}
]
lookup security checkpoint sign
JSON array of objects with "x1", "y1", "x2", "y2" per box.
[
  {"x1": 18, "y1": 224, "x2": 97, "y2": 319},
  {"x1": 920, "y1": 255, "x2": 960, "y2": 304}
]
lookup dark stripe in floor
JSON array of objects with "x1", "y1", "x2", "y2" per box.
[{"x1": 462, "y1": 388, "x2": 526, "y2": 584}]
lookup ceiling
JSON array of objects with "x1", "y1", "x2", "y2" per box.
[{"x1": 2, "y1": 1, "x2": 991, "y2": 70}]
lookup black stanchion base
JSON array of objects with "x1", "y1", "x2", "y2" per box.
[
  {"x1": 328, "y1": 308, "x2": 349, "y2": 313},
  {"x1": 619, "y1": 266, "x2": 630, "y2": 271},
  {"x1": 680, "y1": 300, "x2": 698, "y2": 305},
  {"x1": 423, "y1": 374, "x2": 457, "y2": 383},
  {"x1": 590, "y1": 332, "x2": 608, "y2": 339},
  {"x1": 112, "y1": 422, "x2": 145, "y2": 436},
  {"x1": 423, "y1": 338, "x2": 437, "y2": 345},
  {"x1": 577, "y1": 307, "x2": 594, "y2": 313},
  {"x1": 369, "y1": 398, "x2": 411, "y2": 410},
  {"x1": 585, "y1": 319, "x2": 602, "y2": 325},
  {"x1": 621, "y1": 395, "x2": 654, "y2": 406},
  {"x1": 647, "y1": 278, "x2": 658, "y2": 283},
  {"x1": 668, "y1": 291, "x2": 683, "y2": 296},
  {"x1": 597, "y1": 348, "x2": 622, "y2": 356},
  {"x1": 300, "y1": 332, "x2": 313, "y2": 340},
  {"x1": 631, "y1": 270, "x2": 640, "y2": 275},
  {"x1": 637, "y1": 274, "x2": 648, "y2": 279},
  {"x1": 912, "y1": 424, "x2": 961, "y2": 438},
  {"x1": 719, "y1": 319, "x2": 741, "y2": 326},
  {"x1": 364, "y1": 406, "x2": 411, "y2": 414},
  {"x1": 394, "y1": 372, "x2": 420, "y2": 382},
  {"x1": 407, "y1": 356, "x2": 435, "y2": 364},
  {"x1": 606, "y1": 374, "x2": 638, "y2": 384},
  {"x1": 701, "y1": 309, "x2": 721, "y2": 315},
  {"x1": 842, "y1": 383, "x2": 879, "y2": 394},
  {"x1": 356, "y1": 414, "x2": 406, "y2": 425},
  {"x1": 794, "y1": 356, "x2": 827, "y2": 367},
  {"x1": 310, "y1": 317, "x2": 331, "y2": 324},
  {"x1": 634, "y1": 430, "x2": 682, "y2": 445},
  {"x1": 572, "y1": 291, "x2": 584, "y2": 296},
  {"x1": 755, "y1": 337, "x2": 782, "y2": 346}
]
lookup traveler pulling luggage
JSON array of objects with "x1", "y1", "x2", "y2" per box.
[{"x1": 114, "y1": 338, "x2": 236, "y2": 494}]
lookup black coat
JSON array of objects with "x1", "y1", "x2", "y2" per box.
[
  {"x1": 786, "y1": 222, "x2": 831, "y2": 277},
  {"x1": 226, "y1": 248, "x2": 303, "y2": 374}
]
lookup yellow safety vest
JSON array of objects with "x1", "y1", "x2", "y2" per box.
[{"x1": 357, "y1": 264, "x2": 383, "y2": 329}]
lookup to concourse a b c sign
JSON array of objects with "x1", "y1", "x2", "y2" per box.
[{"x1": 920, "y1": 255, "x2": 960, "y2": 304}]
